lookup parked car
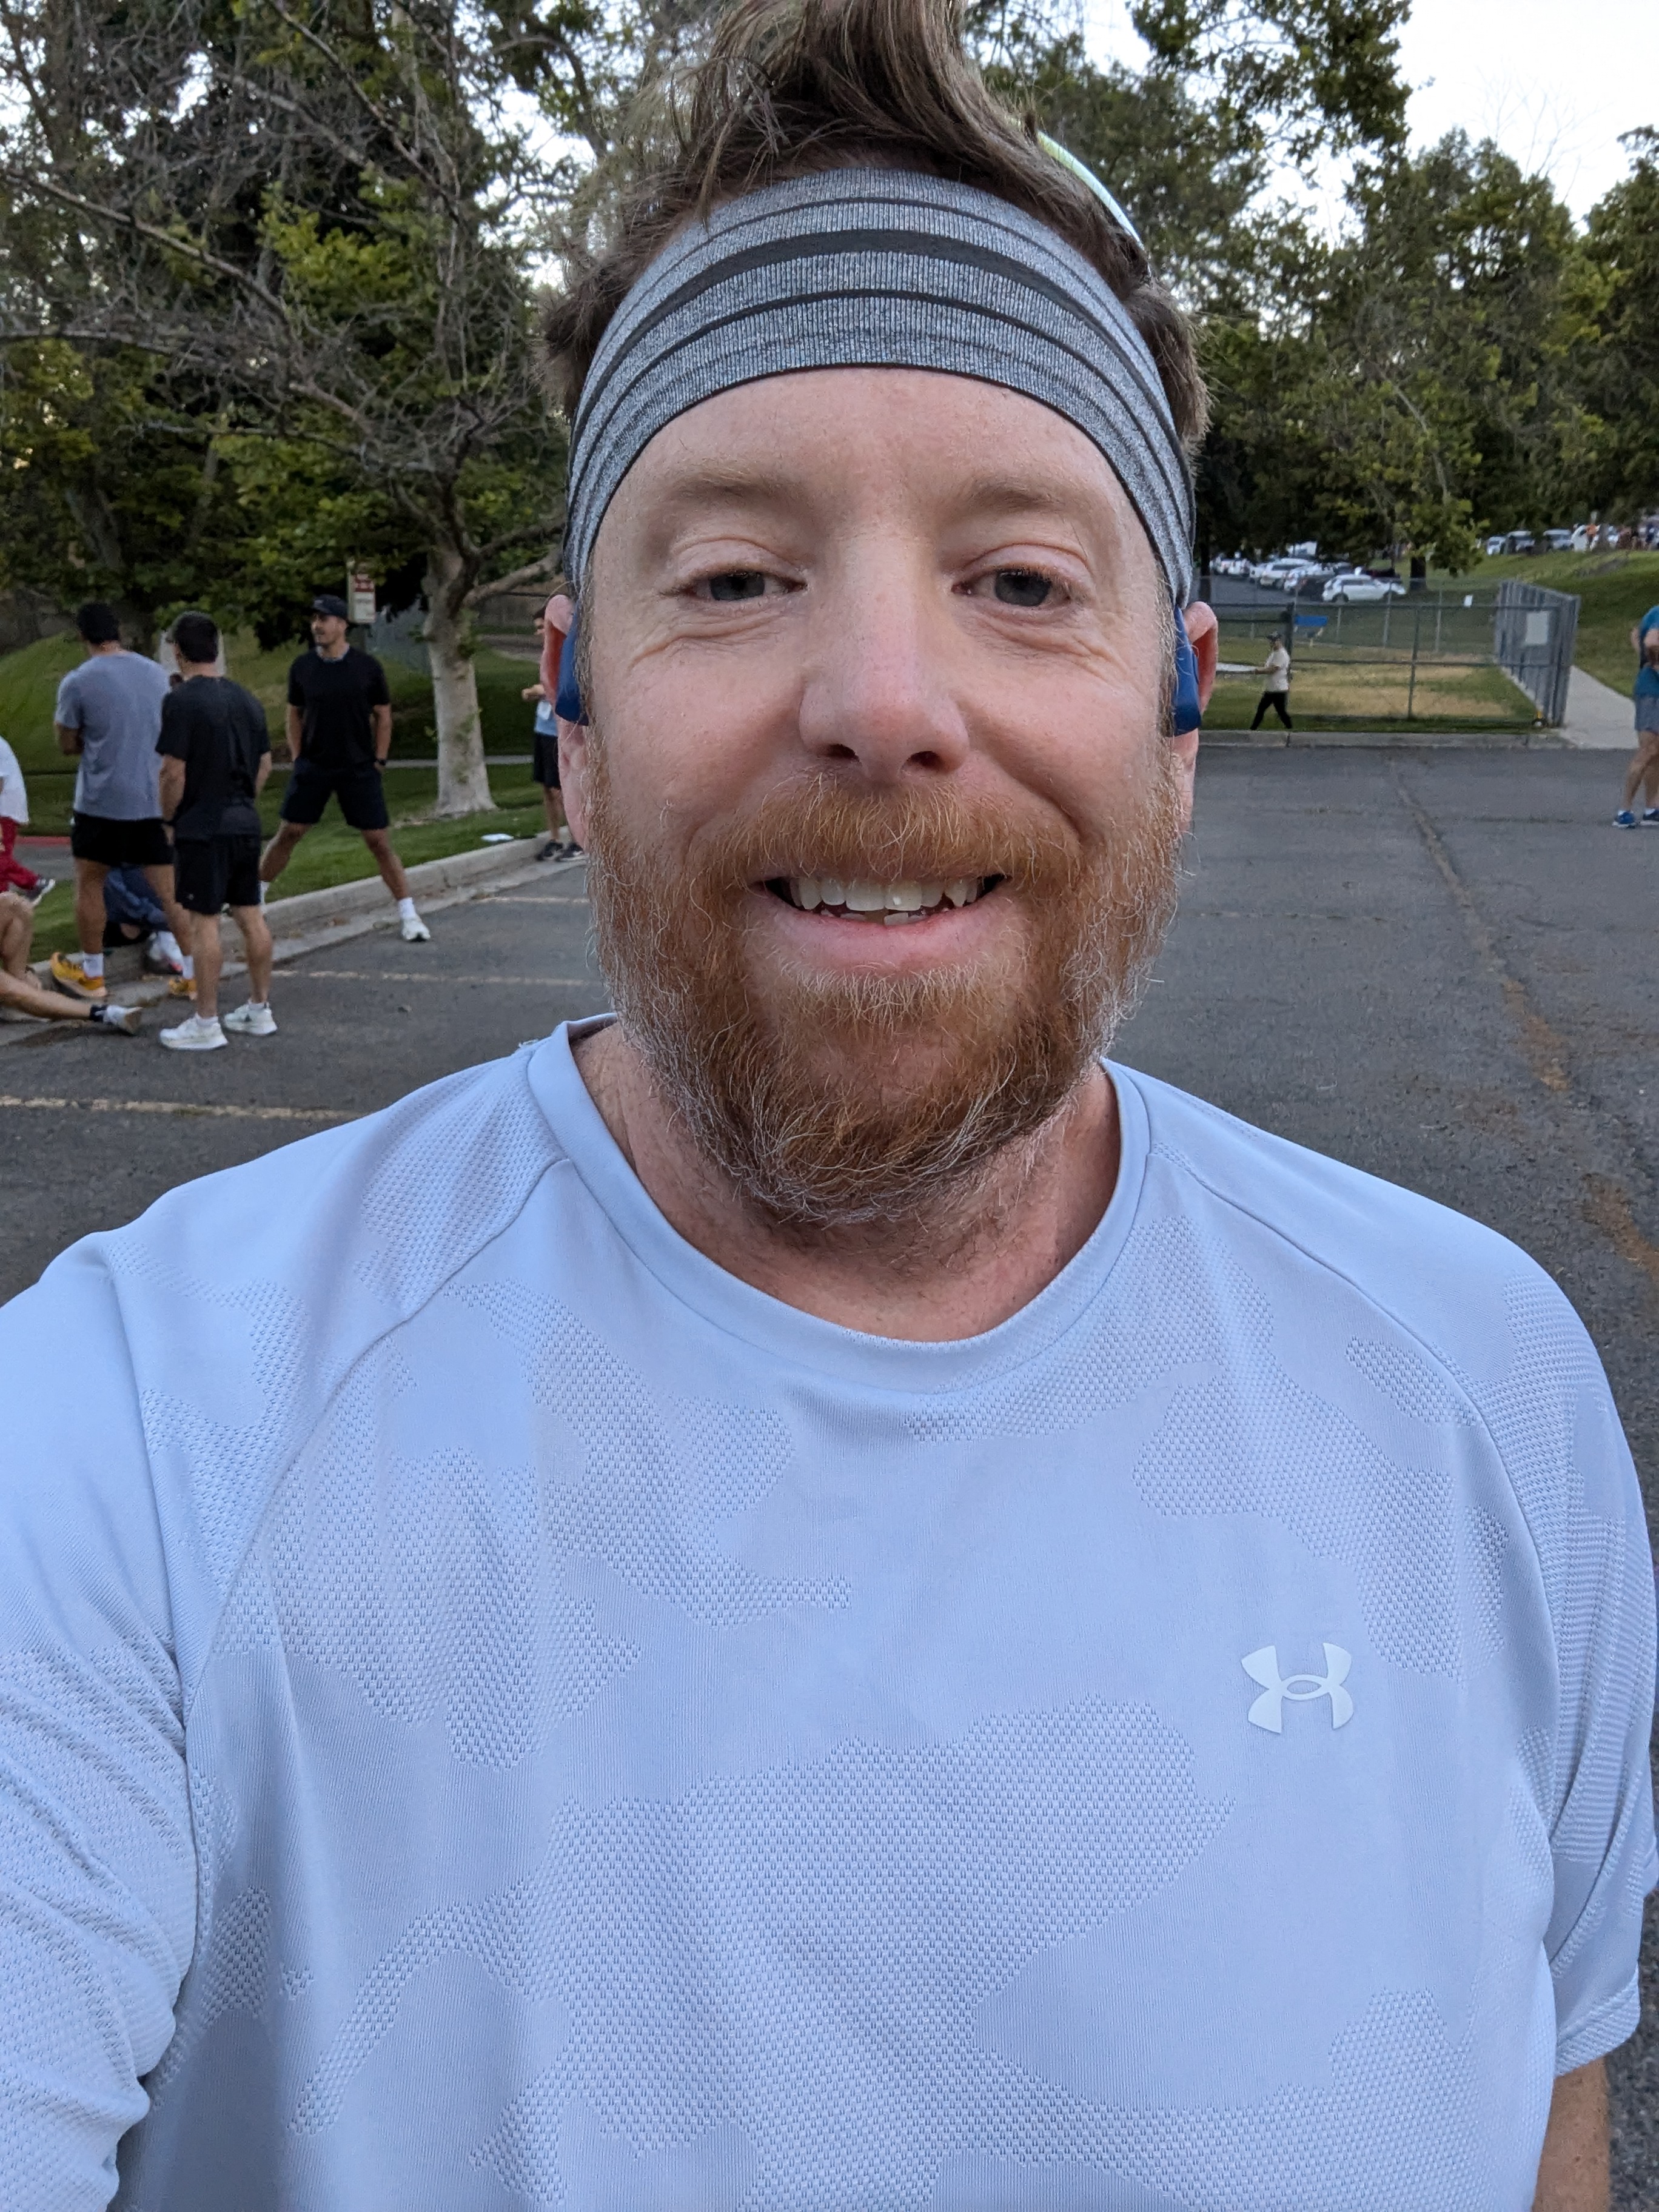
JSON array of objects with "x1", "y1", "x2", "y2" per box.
[
  {"x1": 1483, "y1": 535, "x2": 1507, "y2": 557},
  {"x1": 1322, "y1": 573, "x2": 1407, "y2": 603},
  {"x1": 1502, "y1": 530, "x2": 1536, "y2": 555},
  {"x1": 1543, "y1": 528, "x2": 1574, "y2": 552}
]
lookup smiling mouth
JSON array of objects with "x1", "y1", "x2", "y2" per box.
[{"x1": 766, "y1": 876, "x2": 1002, "y2": 925}]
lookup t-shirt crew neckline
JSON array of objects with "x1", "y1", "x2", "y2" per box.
[{"x1": 526, "y1": 1017, "x2": 1150, "y2": 1392}]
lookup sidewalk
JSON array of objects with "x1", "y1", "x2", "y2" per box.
[{"x1": 1560, "y1": 667, "x2": 1637, "y2": 751}]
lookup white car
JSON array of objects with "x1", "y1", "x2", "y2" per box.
[
  {"x1": 1483, "y1": 535, "x2": 1507, "y2": 557},
  {"x1": 1322, "y1": 573, "x2": 1407, "y2": 603}
]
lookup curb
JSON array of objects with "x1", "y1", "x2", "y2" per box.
[
  {"x1": 1201, "y1": 729, "x2": 1563, "y2": 751},
  {"x1": 17, "y1": 836, "x2": 586, "y2": 1024}
]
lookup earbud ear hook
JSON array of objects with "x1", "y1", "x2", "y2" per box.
[
  {"x1": 1171, "y1": 602, "x2": 1203, "y2": 736},
  {"x1": 555, "y1": 615, "x2": 588, "y2": 726}
]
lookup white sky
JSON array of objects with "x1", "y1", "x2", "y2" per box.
[{"x1": 1082, "y1": 0, "x2": 1649, "y2": 220}]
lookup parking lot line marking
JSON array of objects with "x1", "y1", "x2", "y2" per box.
[
  {"x1": 0, "y1": 1095, "x2": 352, "y2": 1124},
  {"x1": 479, "y1": 894, "x2": 589, "y2": 905},
  {"x1": 278, "y1": 971, "x2": 594, "y2": 985}
]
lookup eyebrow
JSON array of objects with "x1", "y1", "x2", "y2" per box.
[{"x1": 647, "y1": 465, "x2": 1099, "y2": 527}]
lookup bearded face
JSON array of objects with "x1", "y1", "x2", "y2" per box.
[{"x1": 584, "y1": 735, "x2": 1185, "y2": 1233}]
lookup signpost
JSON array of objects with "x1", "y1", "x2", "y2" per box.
[{"x1": 347, "y1": 569, "x2": 377, "y2": 625}]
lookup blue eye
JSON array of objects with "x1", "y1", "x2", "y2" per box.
[
  {"x1": 993, "y1": 570, "x2": 1053, "y2": 607},
  {"x1": 707, "y1": 572, "x2": 768, "y2": 602}
]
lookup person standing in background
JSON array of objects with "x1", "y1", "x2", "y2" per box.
[
  {"x1": 1613, "y1": 602, "x2": 1659, "y2": 827},
  {"x1": 523, "y1": 604, "x2": 578, "y2": 862},
  {"x1": 260, "y1": 593, "x2": 430, "y2": 942},
  {"x1": 155, "y1": 612, "x2": 276, "y2": 1053},
  {"x1": 48, "y1": 603, "x2": 195, "y2": 1004},
  {"x1": 1249, "y1": 631, "x2": 1293, "y2": 731},
  {"x1": 0, "y1": 732, "x2": 51, "y2": 900}
]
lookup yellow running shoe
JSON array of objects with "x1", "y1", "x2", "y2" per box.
[
  {"x1": 49, "y1": 951, "x2": 107, "y2": 1002},
  {"x1": 167, "y1": 973, "x2": 196, "y2": 998}
]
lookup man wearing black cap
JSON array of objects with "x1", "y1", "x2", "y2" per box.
[{"x1": 260, "y1": 594, "x2": 430, "y2": 941}]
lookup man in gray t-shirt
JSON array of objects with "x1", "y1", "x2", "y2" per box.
[{"x1": 50, "y1": 602, "x2": 193, "y2": 1005}]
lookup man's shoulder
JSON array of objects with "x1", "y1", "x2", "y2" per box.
[{"x1": 1124, "y1": 1065, "x2": 1563, "y2": 1336}]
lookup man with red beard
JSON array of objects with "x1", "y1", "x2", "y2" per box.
[{"x1": 0, "y1": 4, "x2": 1649, "y2": 2208}]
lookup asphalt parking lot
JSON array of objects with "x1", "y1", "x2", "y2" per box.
[{"x1": 2, "y1": 746, "x2": 1657, "y2": 2199}]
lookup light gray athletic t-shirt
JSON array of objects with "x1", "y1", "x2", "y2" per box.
[
  {"x1": 0, "y1": 1028, "x2": 1652, "y2": 2209},
  {"x1": 54, "y1": 650, "x2": 170, "y2": 820}
]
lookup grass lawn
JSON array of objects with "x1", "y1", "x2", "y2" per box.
[
  {"x1": 1432, "y1": 550, "x2": 1659, "y2": 694},
  {"x1": 23, "y1": 765, "x2": 549, "y2": 961}
]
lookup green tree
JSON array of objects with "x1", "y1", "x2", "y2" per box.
[
  {"x1": 0, "y1": 0, "x2": 575, "y2": 813},
  {"x1": 1578, "y1": 128, "x2": 1659, "y2": 518}
]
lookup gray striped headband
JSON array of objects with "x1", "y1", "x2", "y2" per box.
[{"x1": 561, "y1": 166, "x2": 1195, "y2": 606}]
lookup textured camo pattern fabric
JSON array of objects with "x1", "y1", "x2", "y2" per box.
[
  {"x1": 0, "y1": 1034, "x2": 1651, "y2": 2210},
  {"x1": 561, "y1": 169, "x2": 1195, "y2": 603}
]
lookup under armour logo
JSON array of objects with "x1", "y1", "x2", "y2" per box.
[{"x1": 1242, "y1": 1644, "x2": 1353, "y2": 1733}]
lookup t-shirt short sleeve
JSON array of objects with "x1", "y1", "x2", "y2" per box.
[
  {"x1": 287, "y1": 657, "x2": 308, "y2": 709},
  {"x1": 54, "y1": 668, "x2": 85, "y2": 729},
  {"x1": 1521, "y1": 1332, "x2": 1659, "y2": 2073},
  {"x1": 364, "y1": 655, "x2": 390, "y2": 708},
  {"x1": 156, "y1": 688, "x2": 190, "y2": 761}
]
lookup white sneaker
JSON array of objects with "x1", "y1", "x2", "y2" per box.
[
  {"x1": 159, "y1": 1013, "x2": 227, "y2": 1052},
  {"x1": 89, "y1": 1003, "x2": 141, "y2": 1036},
  {"x1": 222, "y1": 1000, "x2": 278, "y2": 1036},
  {"x1": 400, "y1": 913, "x2": 431, "y2": 943}
]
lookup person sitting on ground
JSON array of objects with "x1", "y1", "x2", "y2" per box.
[
  {"x1": 1249, "y1": 629, "x2": 1293, "y2": 729},
  {"x1": 49, "y1": 601, "x2": 197, "y2": 1005},
  {"x1": 101, "y1": 863, "x2": 187, "y2": 977},
  {"x1": 260, "y1": 592, "x2": 431, "y2": 942},
  {"x1": 1613, "y1": 606, "x2": 1659, "y2": 827},
  {"x1": 0, "y1": 733, "x2": 52, "y2": 900},
  {"x1": 524, "y1": 604, "x2": 580, "y2": 862},
  {"x1": 155, "y1": 611, "x2": 277, "y2": 1053},
  {"x1": 0, "y1": 890, "x2": 137, "y2": 1031}
]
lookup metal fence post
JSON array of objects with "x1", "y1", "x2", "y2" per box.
[{"x1": 1407, "y1": 603, "x2": 1422, "y2": 720}]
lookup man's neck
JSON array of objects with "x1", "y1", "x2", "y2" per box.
[
  {"x1": 315, "y1": 640, "x2": 349, "y2": 662},
  {"x1": 85, "y1": 641, "x2": 126, "y2": 658},
  {"x1": 572, "y1": 1025, "x2": 1119, "y2": 1341}
]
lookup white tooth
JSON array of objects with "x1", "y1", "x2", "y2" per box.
[
  {"x1": 945, "y1": 879, "x2": 974, "y2": 907},
  {"x1": 885, "y1": 882, "x2": 925, "y2": 911},
  {"x1": 795, "y1": 877, "x2": 822, "y2": 910},
  {"x1": 918, "y1": 885, "x2": 945, "y2": 908},
  {"x1": 819, "y1": 877, "x2": 846, "y2": 907},
  {"x1": 843, "y1": 881, "x2": 886, "y2": 911},
  {"x1": 882, "y1": 910, "x2": 916, "y2": 925}
]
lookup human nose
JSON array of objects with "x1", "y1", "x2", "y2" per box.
[{"x1": 794, "y1": 558, "x2": 971, "y2": 782}]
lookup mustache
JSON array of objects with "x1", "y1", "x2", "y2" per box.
[{"x1": 681, "y1": 777, "x2": 1088, "y2": 902}]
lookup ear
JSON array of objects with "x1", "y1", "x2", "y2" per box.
[
  {"x1": 1183, "y1": 600, "x2": 1218, "y2": 709},
  {"x1": 541, "y1": 592, "x2": 592, "y2": 845}
]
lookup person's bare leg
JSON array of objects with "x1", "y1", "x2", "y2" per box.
[
  {"x1": 73, "y1": 859, "x2": 110, "y2": 956},
  {"x1": 142, "y1": 863, "x2": 196, "y2": 957},
  {"x1": 362, "y1": 828, "x2": 410, "y2": 902},
  {"x1": 0, "y1": 967, "x2": 95, "y2": 1024},
  {"x1": 192, "y1": 913, "x2": 223, "y2": 1021},
  {"x1": 541, "y1": 785, "x2": 566, "y2": 843},
  {"x1": 1640, "y1": 737, "x2": 1659, "y2": 808},
  {"x1": 261, "y1": 820, "x2": 309, "y2": 884},
  {"x1": 230, "y1": 904, "x2": 273, "y2": 1004},
  {"x1": 0, "y1": 892, "x2": 31, "y2": 979}
]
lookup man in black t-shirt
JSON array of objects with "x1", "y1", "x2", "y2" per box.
[
  {"x1": 258, "y1": 594, "x2": 430, "y2": 943},
  {"x1": 155, "y1": 613, "x2": 276, "y2": 1053}
]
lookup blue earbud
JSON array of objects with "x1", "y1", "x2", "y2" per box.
[
  {"x1": 554, "y1": 600, "x2": 1201, "y2": 734},
  {"x1": 555, "y1": 617, "x2": 588, "y2": 725},
  {"x1": 1171, "y1": 602, "x2": 1203, "y2": 735}
]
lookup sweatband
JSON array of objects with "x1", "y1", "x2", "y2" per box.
[{"x1": 561, "y1": 167, "x2": 1195, "y2": 607}]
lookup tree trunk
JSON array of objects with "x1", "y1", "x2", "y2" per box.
[{"x1": 424, "y1": 546, "x2": 494, "y2": 816}]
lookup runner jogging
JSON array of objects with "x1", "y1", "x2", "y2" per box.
[
  {"x1": 260, "y1": 593, "x2": 430, "y2": 941},
  {"x1": 155, "y1": 611, "x2": 277, "y2": 1053}
]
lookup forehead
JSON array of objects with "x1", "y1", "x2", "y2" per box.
[{"x1": 598, "y1": 367, "x2": 1155, "y2": 572}]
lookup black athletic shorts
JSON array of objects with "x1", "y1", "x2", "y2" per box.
[
  {"x1": 280, "y1": 759, "x2": 390, "y2": 832},
  {"x1": 173, "y1": 834, "x2": 263, "y2": 916},
  {"x1": 532, "y1": 727, "x2": 561, "y2": 790},
  {"x1": 70, "y1": 813, "x2": 173, "y2": 870}
]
